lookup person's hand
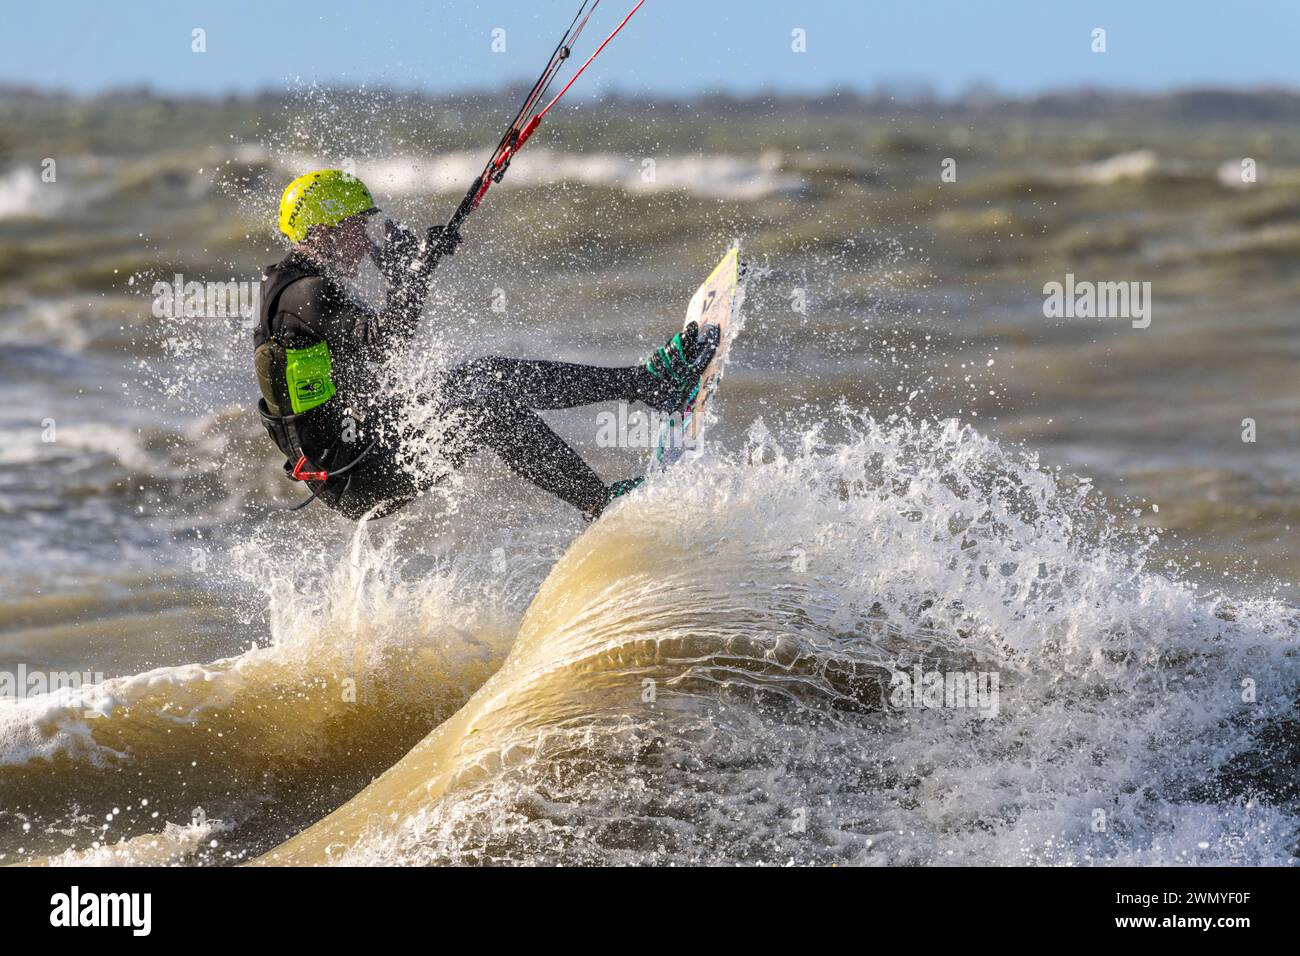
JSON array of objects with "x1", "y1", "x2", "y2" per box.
[
  {"x1": 372, "y1": 219, "x2": 421, "y2": 284},
  {"x1": 424, "y1": 224, "x2": 461, "y2": 258}
]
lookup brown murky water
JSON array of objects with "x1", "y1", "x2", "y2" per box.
[{"x1": 1, "y1": 89, "x2": 1297, "y2": 865}]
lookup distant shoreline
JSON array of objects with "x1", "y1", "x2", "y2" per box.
[{"x1": 5, "y1": 83, "x2": 1300, "y2": 123}]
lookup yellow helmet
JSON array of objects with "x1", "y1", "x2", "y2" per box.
[{"x1": 278, "y1": 169, "x2": 377, "y2": 242}]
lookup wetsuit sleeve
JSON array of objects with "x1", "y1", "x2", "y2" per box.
[
  {"x1": 275, "y1": 273, "x2": 428, "y2": 357},
  {"x1": 372, "y1": 268, "x2": 435, "y2": 347}
]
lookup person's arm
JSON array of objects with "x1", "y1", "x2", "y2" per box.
[
  {"x1": 367, "y1": 221, "x2": 459, "y2": 348},
  {"x1": 285, "y1": 272, "x2": 418, "y2": 358},
  {"x1": 280, "y1": 222, "x2": 456, "y2": 355}
]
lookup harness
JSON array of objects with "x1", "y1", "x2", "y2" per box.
[{"x1": 255, "y1": 259, "x2": 378, "y2": 509}]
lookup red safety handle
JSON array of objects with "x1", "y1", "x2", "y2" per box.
[{"x1": 292, "y1": 455, "x2": 329, "y2": 483}]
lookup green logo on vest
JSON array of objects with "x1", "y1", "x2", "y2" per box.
[{"x1": 284, "y1": 341, "x2": 336, "y2": 413}]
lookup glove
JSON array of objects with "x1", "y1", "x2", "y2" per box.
[
  {"x1": 372, "y1": 221, "x2": 464, "y2": 289},
  {"x1": 371, "y1": 219, "x2": 422, "y2": 285},
  {"x1": 424, "y1": 224, "x2": 461, "y2": 260}
]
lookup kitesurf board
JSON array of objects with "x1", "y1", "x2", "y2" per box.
[{"x1": 650, "y1": 245, "x2": 745, "y2": 470}]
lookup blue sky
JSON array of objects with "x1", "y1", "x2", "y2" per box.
[{"x1": 1, "y1": 0, "x2": 1293, "y2": 98}]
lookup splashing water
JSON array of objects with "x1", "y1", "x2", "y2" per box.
[
  {"x1": 254, "y1": 413, "x2": 1300, "y2": 867},
  {"x1": 7, "y1": 83, "x2": 1298, "y2": 867}
]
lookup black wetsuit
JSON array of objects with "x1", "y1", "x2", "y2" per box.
[{"x1": 254, "y1": 252, "x2": 655, "y2": 519}]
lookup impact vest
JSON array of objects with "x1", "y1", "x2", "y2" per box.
[{"x1": 253, "y1": 255, "x2": 377, "y2": 491}]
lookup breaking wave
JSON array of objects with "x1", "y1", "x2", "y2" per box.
[
  {"x1": 0, "y1": 146, "x2": 803, "y2": 229},
  {"x1": 246, "y1": 414, "x2": 1300, "y2": 866},
  {"x1": 4, "y1": 355, "x2": 1297, "y2": 863}
]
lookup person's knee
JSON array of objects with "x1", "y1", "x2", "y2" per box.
[
  {"x1": 460, "y1": 398, "x2": 532, "y2": 446},
  {"x1": 445, "y1": 356, "x2": 510, "y2": 404},
  {"x1": 449, "y1": 355, "x2": 509, "y2": 384}
]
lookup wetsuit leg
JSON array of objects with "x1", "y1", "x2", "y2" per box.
[
  {"x1": 459, "y1": 398, "x2": 609, "y2": 515},
  {"x1": 319, "y1": 358, "x2": 647, "y2": 520},
  {"x1": 442, "y1": 357, "x2": 657, "y2": 514},
  {"x1": 445, "y1": 356, "x2": 649, "y2": 410}
]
